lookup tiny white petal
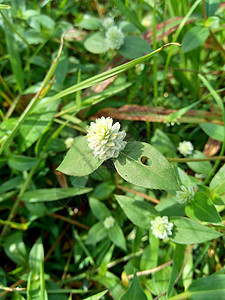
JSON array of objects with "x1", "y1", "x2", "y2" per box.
[
  {"x1": 176, "y1": 185, "x2": 195, "y2": 204},
  {"x1": 151, "y1": 216, "x2": 174, "y2": 240},
  {"x1": 106, "y1": 26, "x2": 124, "y2": 50},
  {"x1": 65, "y1": 137, "x2": 74, "y2": 148},
  {"x1": 103, "y1": 216, "x2": 115, "y2": 229},
  {"x1": 87, "y1": 116, "x2": 127, "y2": 160},
  {"x1": 178, "y1": 141, "x2": 194, "y2": 156}
]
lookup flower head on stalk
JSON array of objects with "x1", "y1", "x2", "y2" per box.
[
  {"x1": 151, "y1": 216, "x2": 173, "y2": 239},
  {"x1": 87, "y1": 116, "x2": 127, "y2": 160}
]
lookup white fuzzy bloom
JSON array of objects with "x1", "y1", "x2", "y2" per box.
[
  {"x1": 65, "y1": 137, "x2": 74, "y2": 148},
  {"x1": 178, "y1": 141, "x2": 194, "y2": 156},
  {"x1": 87, "y1": 116, "x2": 127, "y2": 160},
  {"x1": 176, "y1": 185, "x2": 195, "y2": 204},
  {"x1": 106, "y1": 26, "x2": 124, "y2": 50},
  {"x1": 103, "y1": 216, "x2": 115, "y2": 229},
  {"x1": 151, "y1": 216, "x2": 173, "y2": 239},
  {"x1": 102, "y1": 17, "x2": 114, "y2": 29}
]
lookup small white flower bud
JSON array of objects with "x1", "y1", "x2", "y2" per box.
[
  {"x1": 102, "y1": 17, "x2": 114, "y2": 29},
  {"x1": 106, "y1": 26, "x2": 124, "y2": 50},
  {"x1": 178, "y1": 141, "x2": 194, "y2": 156},
  {"x1": 65, "y1": 137, "x2": 74, "y2": 148},
  {"x1": 103, "y1": 216, "x2": 115, "y2": 229},
  {"x1": 87, "y1": 116, "x2": 127, "y2": 160},
  {"x1": 176, "y1": 185, "x2": 195, "y2": 204},
  {"x1": 150, "y1": 216, "x2": 173, "y2": 239}
]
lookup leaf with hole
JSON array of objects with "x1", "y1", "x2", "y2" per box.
[{"x1": 114, "y1": 141, "x2": 180, "y2": 190}]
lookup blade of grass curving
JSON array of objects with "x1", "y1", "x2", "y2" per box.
[
  {"x1": 160, "y1": 0, "x2": 201, "y2": 100},
  {"x1": 111, "y1": 0, "x2": 145, "y2": 32},
  {"x1": 198, "y1": 74, "x2": 225, "y2": 185},
  {"x1": 37, "y1": 43, "x2": 180, "y2": 111}
]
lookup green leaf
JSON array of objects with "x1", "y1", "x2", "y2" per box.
[
  {"x1": 181, "y1": 26, "x2": 210, "y2": 53},
  {"x1": 27, "y1": 239, "x2": 48, "y2": 300},
  {"x1": 19, "y1": 98, "x2": 60, "y2": 152},
  {"x1": 121, "y1": 272, "x2": 147, "y2": 300},
  {"x1": 92, "y1": 181, "x2": 115, "y2": 200},
  {"x1": 187, "y1": 151, "x2": 212, "y2": 176},
  {"x1": 205, "y1": 0, "x2": 221, "y2": 17},
  {"x1": 57, "y1": 136, "x2": 104, "y2": 177},
  {"x1": 115, "y1": 195, "x2": 158, "y2": 229},
  {"x1": 171, "y1": 217, "x2": 222, "y2": 244},
  {"x1": 185, "y1": 192, "x2": 222, "y2": 224},
  {"x1": 22, "y1": 187, "x2": 92, "y2": 202},
  {"x1": 200, "y1": 123, "x2": 224, "y2": 141},
  {"x1": 83, "y1": 290, "x2": 108, "y2": 300},
  {"x1": 8, "y1": 155, "x2": 38, "y2": 171},
  {"x1": 86, "y1": 222, "x2": 107, "y2": 245},
  {"x1": 84, "y1": 32, "x2": 109, "y2": 54},
  {"x1": 167, "y1": 244, "x2": 185, "y2": 297},
  {"x1": 77, "y1": 17, "x2": 102, "y2": 30},
  {"x1": 29, "y1": 238, "x2": 44, "y2": 274},
  {"x1": 4, "y1": 231, "x2": 28, "y2": 266},
  {"x1": 119, "y1": 36, "x2": 152, "y2": 59},
  {"x1": 170, "y1": 274, "x2": 225, "y2": 300},
  {"x1": 0, "y1": 176, "x2": 22, "y2": 194},
  {"x1": 107, "y1": 222, "x2": 127, "y2": 251},
  {"x1": 210, "y1": 164, "x2": 225, "y2": 202},
  {"x1": 114, "y1": 141, "x2": 180, "y2": 191},
  {"x1": 89, "y1": 197, "x2": 111, "y2": 221},
  {"x1": 151, "y1": 129, "x2": 176, "y2": 158}
]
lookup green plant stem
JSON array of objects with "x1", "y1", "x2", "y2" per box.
[
  {"x1": 160, "y1": 0, "x2": 201, "y2": 100},
  {"x1": 167, "y1": 156, "x2": 225, "y2": 163},
  {"x1": 153, "y1": 0, "x2": 158, "y2": 105}
]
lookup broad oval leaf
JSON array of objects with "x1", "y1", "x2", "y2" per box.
[
  {"x1": 200, "y1": 123, "x2": 224, "y2": 141},
  {"x1": 84, "y1": 32, "x2": 109, "y2": 54},
  {"x1": 181, "y1": 26, "x2": 209, "y2": 53},
  {"x1": 185, "y1": 192, "x2": 222, "y2": 224},
  {"x1": 114, "y1": 141, "x2": 180, "y2": 191},
  {"x1": 115, "y1": 195, "x2": 158, "y2": 229},
  {"x1": 86, "y1": 221, "x2": 107, "y2": 245},
  {"x1": 4, "y1": 231, "x2": 28, "y2": 266},
  {"x1": 119, "y1": 35, "x2": 152, "y2": 59},
  {"x1": 187, "y1": 151, "x2": 212, "y2": 176},
  {"x1": 57, "y1": 136, "x2": 104, "y2": 177},
  {"x1": 22, "y1": 187, "x2": 92, "y2": 202},
  {"x1": 171, "y1": 217, "x2": 222, "y2": 244},
  {"x1": 8, "y1": 155, "x2": 38, "y2": 171},
  {"x1": 107, "y1": 222, "x2": 127, "y2": 251},
  {"x1": 89, "y1": 197, "x2": 111, "y2": 221}
]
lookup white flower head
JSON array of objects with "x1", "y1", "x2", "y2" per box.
[
  {"x1": 151, "y1": 216, "x2": 173, "y2": 239},
  {"x1": 65, "y1": 137, "x2": 74, "y2": 149},
  {"x1": 178, "y1": 141, "x2": 194, "y2": 156},
  {"x1": 87, "y1": 116, "x2": 127, "y2": 160},
  {"x1": 176, "y1": 185, "x2": 195, "y2": 204},
  {"x1": 102, "y1": 17, "x2": 114, "y2": 29},
  {"x1": 106, "y1": 26, "x2": 124, "y2": 50},
  {"x1": 103, "y1": 216, "x2": 115, "y2": 229}
]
